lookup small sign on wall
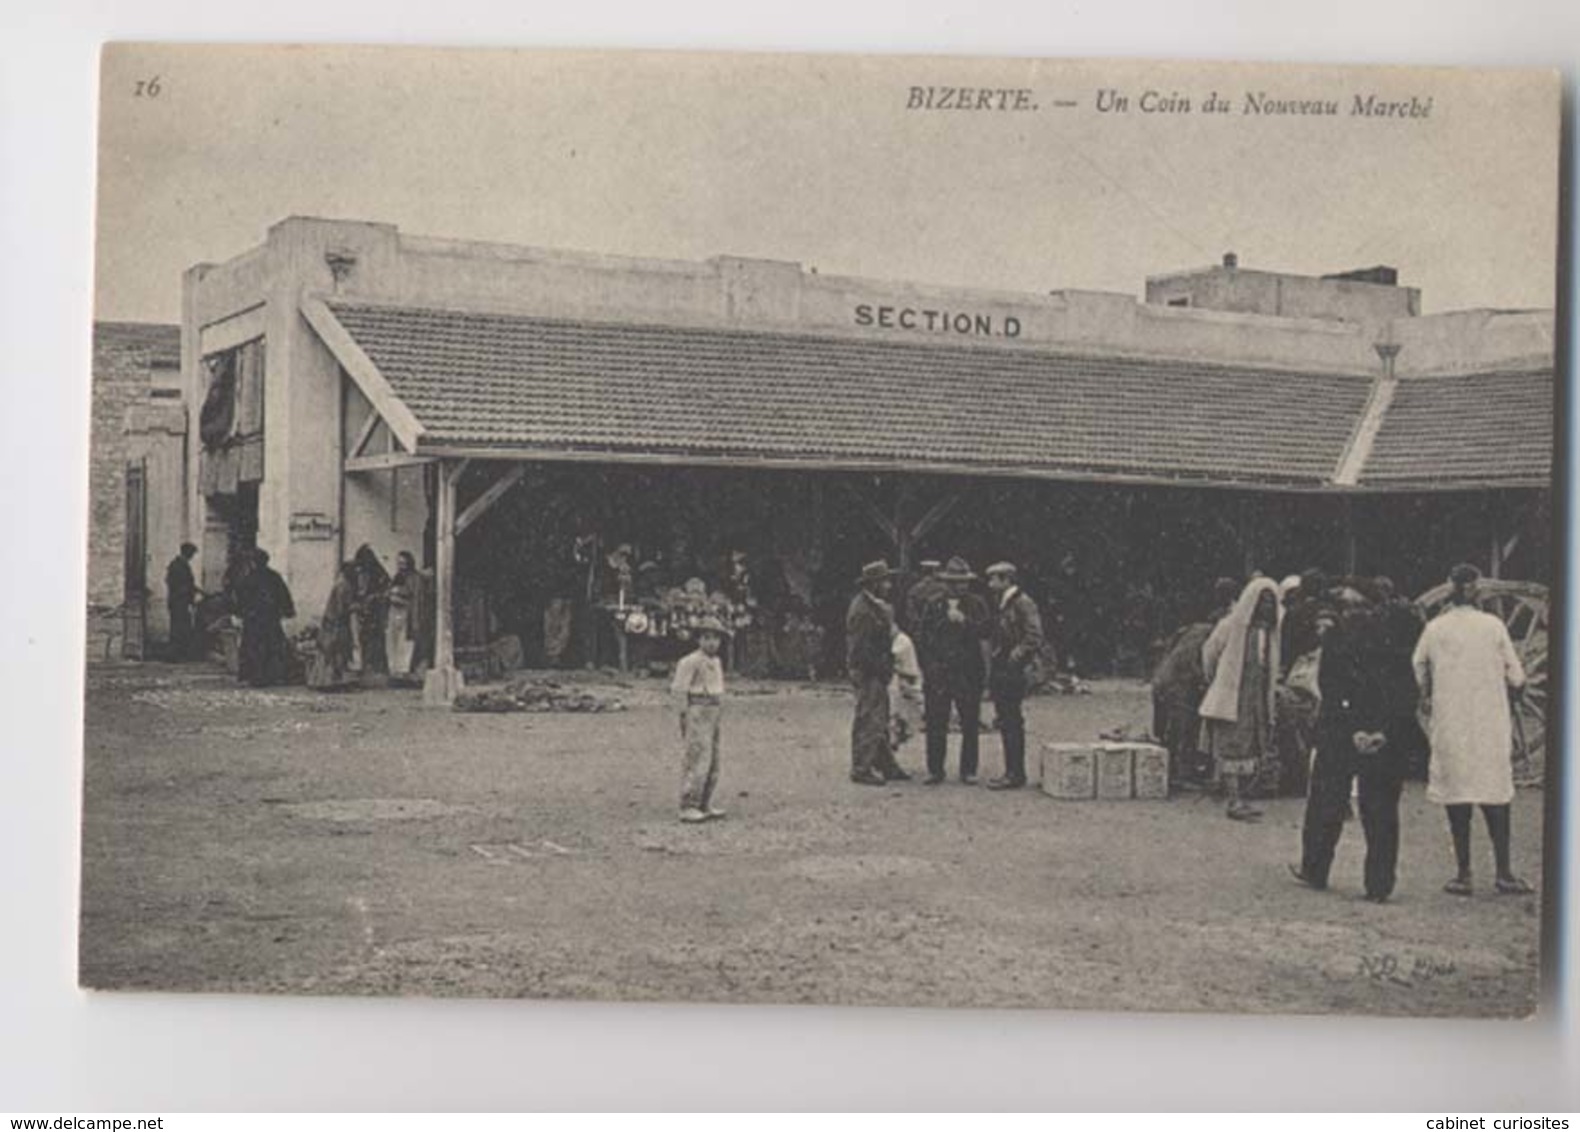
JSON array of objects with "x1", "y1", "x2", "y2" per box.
[{"x1": 289, "y1": 511, "x2": 337, "y2": 541}]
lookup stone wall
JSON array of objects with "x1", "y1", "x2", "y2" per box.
[{"x1": 88, "y1": 322, "x2": 180, "y2": 612}]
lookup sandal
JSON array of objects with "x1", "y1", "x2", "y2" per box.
[
  {"x1": 1495, "y1": 877, "x2": 1534, "y2": 896},
  {"x1": 1443, "y1": 878, "x2": 1473, "y2": 897}
]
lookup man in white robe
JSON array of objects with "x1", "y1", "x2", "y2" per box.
[{"x1": 1412, "y1": 564, "x2": 1533, "y2": 896}]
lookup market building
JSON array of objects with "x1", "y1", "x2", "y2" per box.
[{"x1": 168, "y1": 217, "x2": 1553, "y2": 700}]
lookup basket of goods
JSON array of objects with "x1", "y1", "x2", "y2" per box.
[{"x1": 656, "y1": 578, "x2": 730, "y2": 642}]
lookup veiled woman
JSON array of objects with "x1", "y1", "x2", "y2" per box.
[
  {"x1": 385, "y1": 550, "x2": 429, "y2": 683},
  {"x1": 1200, "y1": 576, "x2": 1282, "y2": 821},
  {"x1": 308, "y1": 561, "x2": 358, "y2": 691},
  {"x1": 235, "y1": 549, "x2": 297, "y2": 687},
  {"x1": 351, "y1": 544, "x2": 390, "y2": 675}
]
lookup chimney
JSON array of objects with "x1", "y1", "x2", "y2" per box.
[{"x1": 1222, "y1": 251, "x2": 1239, "y2": 270}]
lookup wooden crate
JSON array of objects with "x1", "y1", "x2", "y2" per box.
[
  {"x1": 1040, "y1": 743, "x2": 1097, "y2": 799},
  {"x1": 1096, "y1": 745, "x2": 1135, "y2": 799},
  {"x1": 1132, "y1": 744, "x2": 1171, "y2": 799}
]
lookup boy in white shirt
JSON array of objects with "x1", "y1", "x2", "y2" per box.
[
  {"x1": 889, "y1": 625, "x2": 923, "y2": 756},
  {"x1": 671, "y1": 616, "x2": 730, "y2": 823}
]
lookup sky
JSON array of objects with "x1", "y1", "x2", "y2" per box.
[{"x1": 94, "y1": 46, "x2": 1562, "y2": 323}]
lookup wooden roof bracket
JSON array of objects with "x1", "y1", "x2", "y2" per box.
[{"x1": 300, "y1": 295, "x2": 427, "y2": 459}]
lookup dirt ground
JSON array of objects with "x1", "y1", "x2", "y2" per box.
[{"x1": 78, "y1": 661, "x2": 1543, "y2": 1017}]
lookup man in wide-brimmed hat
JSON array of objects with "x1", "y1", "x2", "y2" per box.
[
  {"x1": 984, "y1": 561, "x2": 1044, "y2": 790},
  {"x1": 916, "y1": 556, "x2": 992, "y2": 785},
  {"x1": 847, "y1": 560, "x2": 909, "y2": 785}
]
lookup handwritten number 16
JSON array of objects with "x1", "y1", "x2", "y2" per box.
[{"x1": 134, "y1": 76, "x2": 162, "y2": 98}]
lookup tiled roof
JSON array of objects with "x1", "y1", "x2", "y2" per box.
[
  {"x1": 93, "y1": 321, "x2": 181, "y2": 367},
  {"x1": 1361, "y1": 369, "x2": 1553, "y2": 487},
  {"x1": 328, "y1": 302, "x2": 1375, "y2": 487}
]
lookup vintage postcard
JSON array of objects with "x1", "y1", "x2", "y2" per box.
[{"x1": 83, "y1": 45, "x2": 1560, "y2": 1017}]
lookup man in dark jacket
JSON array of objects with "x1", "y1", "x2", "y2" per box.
[
  {"x1": 847, "y1": 560, "x2": 907, "y2": 786},
  {"x1": 1373, "y1": 575, "x2": 1427, "y2": 778},
  {"x1": 903, "y1": 559, "x2": 945, "y2": 633},
  {"x1": 985, "y1": 561, "x2": 1045, "y2": 790},
  {"x1": 917, "y1": 556, "x2": 991, "y2": 785},
  {"x1": 165, "y1": 542, "x2": 200, "y2": 661},
  {"x1": 1292, "y1": 586, "x2": 1408, "y2": 902}
]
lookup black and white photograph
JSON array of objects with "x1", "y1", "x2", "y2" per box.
[{"x1": 78, "y1": 44, "x2": 1560, "y2": 1022}]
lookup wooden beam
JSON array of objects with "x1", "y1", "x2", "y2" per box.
[
  {"x1": 909, "y1": 491, "x2": 962, "y2": 543},
  {"x1": 350, "y1": 409, "x2": 381, "y2": 459},
  {"x1": 1497, "y1": 493, "x2": 1527, "y2": 571},
  {"x1": 300, "y1": 296, "x2": 426, "y2": 453},
  {"x1": 344, "y1": 452, "x2": 436, "y2": 473},
  {"x1": 456, "y1": 465, "x2": 527, "y2": 537},
  {"x1": 843, "y1": 481, "x2": 898, "y2": 545},
  {"x1": 413, "y1": 443, "x2": 1551, "y2": 496}
]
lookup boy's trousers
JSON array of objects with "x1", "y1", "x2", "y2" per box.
[{"x1": 681, "y1": 698, "x2": 722, "y2": 811}]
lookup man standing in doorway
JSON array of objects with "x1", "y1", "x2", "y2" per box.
[
  {"x1": 985, "y1": 561, "x2": 1044, "y2": 790},
  {"x1": 165, "y1": 542, "x2": 200, "y2": 661},
  {"x1": 847, "y1": 560, "x2": 909, "y2": 786}
]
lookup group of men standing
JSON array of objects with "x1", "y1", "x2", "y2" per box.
[{"x1": 845, "y1": 556, "x2": 1044, "y2": 789}]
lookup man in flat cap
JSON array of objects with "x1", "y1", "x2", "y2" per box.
[
  {"x1": 847, "y1": 560, "x2": 909, "y2": 785},
  {"x1": 985, "y1": 561, "x2": 1044, "y2": 790},
  {"x1": 917, "y1": 556, "x2": 991, "y2": 784},
  {"x1": 904, "y1": 559, "x2": 946, "y2": 633}
]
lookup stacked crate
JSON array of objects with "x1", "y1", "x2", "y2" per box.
[{"x1": 1040, "y1": 742, "x2": 1170, "y2": 800}]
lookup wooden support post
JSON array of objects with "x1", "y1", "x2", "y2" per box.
[
  {"x1": 1344, "y1": 496, "x2": 1358, "y2": 577},
  {"x1": 894, "y1": 481, "x2": 913, "y2": 576},
  {"x1": 423, "y1": 458, "x2": 466, "y2": 705},
  {"x1": 845, "y1": 478, "x2": 964, "y2": 575},
  {"x1": 1238, "y1": 496, "x2": 1255, "y2": 577},
  {"x1": 1487, "y1": 491, "x2": 1504, "y2": 579},
  {"x1": 810, "y1": 476, "x2": 826, "y2": 559}
]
